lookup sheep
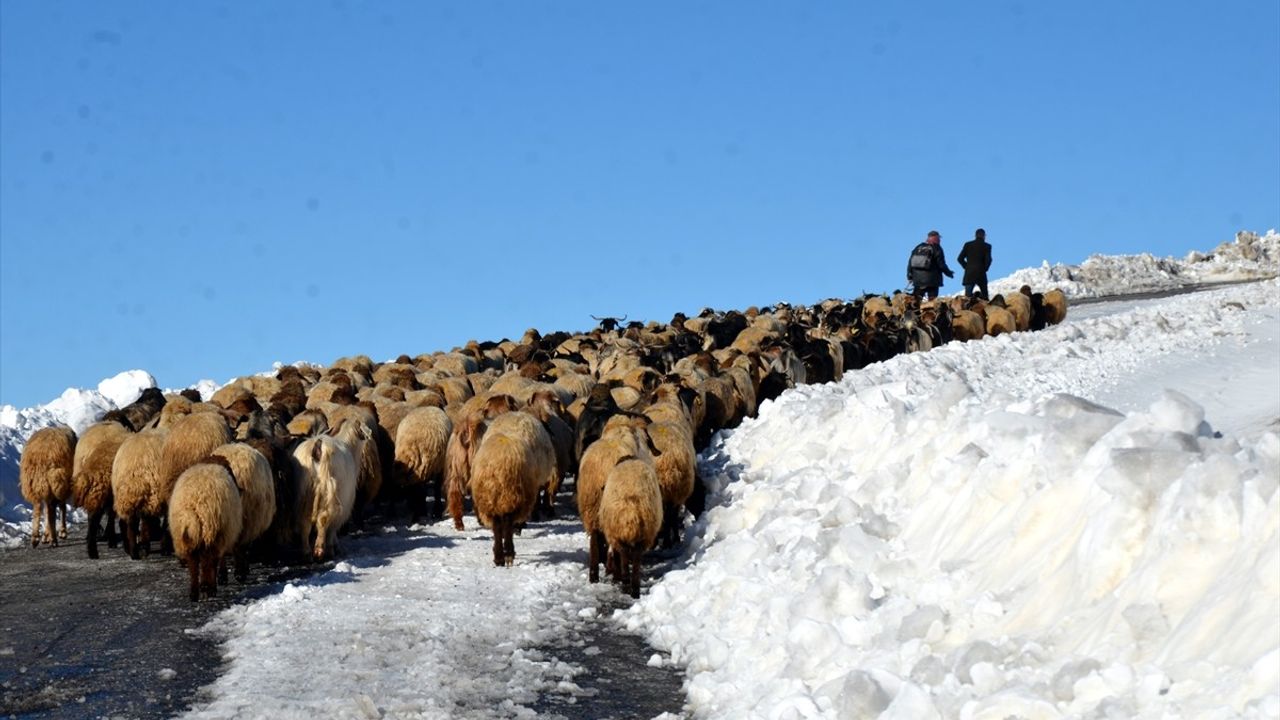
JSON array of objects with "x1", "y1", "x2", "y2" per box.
[
  {"x1": 435, "y1": 376, "x2": 475, "y2": 406},
  {"x1": 19, "y1": 426, "x2": 76, "y2": 548},
  {"x1": 1002, "y1": 290, "x2": 1033, "y2": 331},
  {"x1": 286, "y1": 409, "x2": 329, "y2": 437},
  {"x1": 598, "y1": 457, "x2": 663, "y2": 598},
  {"x1": 445, "y1": 409, "x2": 487, "y2": 530},
  {"x1": 526, "y1": 389, "x2": 574, "y2": 517},
  {"x1": 210, "y1": 382, "x2": 255, "y2": 410},
  {"x1": 431, "y1": 352, "x2": 479, "y2": 377},
  {"x1": 552, "y1": 368, "x2": 596, "y2": 401},
  {"x1": 210, "y1": 443, "x2": 276, "y2": 581},
  {"x1": 168, "y1": 460, "x2": 243, "y2": 601},
  {"x1": 328, "y1": 415, "x2": 381, "y2": 529},
  {"x1": 161, "y1": 412, "x2": 233, "y2": 501},
  {"x1": 392, "y1": 406, "x2": 453, "y2": 522},
  {"x1": 574, "y1": 384, "x2": 625, "y2": 464},
  {"x1": 577, "y1": 415, "x2": 654, "y2": 583},
  {"x1": 645, "y1": 420, "x2": 696, "y2": 549},
  {"x1": 983, "y1": 302, "x2": 1017, "y2": 337},
  {"x1": 101, "y1": 387, "x2": 166, "y2": 431},
  {"x1": 951, "y1": 309, "x2": 986, "y2": 342},
  {"x1": 111, "y1": 428, "x2": 170, "y2": 558},
  {"x1": 468, "y1": 411, "x2": 556, "y2": 566},
  {"x1": 292, "y1": 435, "x2": 358, "y2": 561},
  {"x1": 444, "y1": 395, "x2": 520, "y2": 529},
  {"x1": 1042, "y1": 288, "x2": 1068, "y2": 325},
  {"x1": 862, "y1": 295, "x2": 893, "y2": 328},
  {"x1": 71, "y1": 420, "x2": 131, "y2": 558}
]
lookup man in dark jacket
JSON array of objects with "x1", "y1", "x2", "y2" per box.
[
  {"x1": 957, "y1": 228, "x2": 992, "y2": 300},
  {"x1": 907, "y1": 230, "x2": 954, "y2": 299}
]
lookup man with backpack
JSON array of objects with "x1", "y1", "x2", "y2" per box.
[
  {"x1": 907, "y1": 230, "x2": 954, "y2": 299},
  {"x1": 957, "y1": 228, "x2": 993, "y2": 300}
]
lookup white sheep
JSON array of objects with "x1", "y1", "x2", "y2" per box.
[{"x1": 291, "y1": 435, "x2": 358, "y2": 561}]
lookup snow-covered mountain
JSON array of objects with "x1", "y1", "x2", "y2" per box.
[{"x1": 1, "y1": 231, "x2": 1277, "y2": 719}]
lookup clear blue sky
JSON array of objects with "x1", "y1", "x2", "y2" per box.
[{"x1": 2, "y1": 2, "x2": 1277, "y2": 408}]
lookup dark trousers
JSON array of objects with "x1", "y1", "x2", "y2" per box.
[
  {"x1": 912, "y1": 285, "x2": 940, "y2": 300},
  {"x1": 964, "y1": 281, "x2": 989, "y2": 300}
]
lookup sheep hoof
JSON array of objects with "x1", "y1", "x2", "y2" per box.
[{"x1": 453, "y1": 520, "x2": 464, "y2": 531}]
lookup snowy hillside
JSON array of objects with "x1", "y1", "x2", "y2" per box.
[{"x1": 0, "y1": 232, "x2": 1277, "y2": 719}]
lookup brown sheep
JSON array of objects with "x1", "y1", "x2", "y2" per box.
[
  {"x1": 210, "y1": 443, "x2": 277, "y2": 581},
  {"x1": 72, "y1": 420, "x2": 131, "y2": 558},
  {"x1": 160, "y1": 412, "x2": 233, "y2": 501},
  {"x1": 169, "y1": 461, "x2": 243, "y2": 601},
  {"x1": 526, "y1": 389, "x2": 574, "y2": 517},
  {"x1": 577, "y1": 415, "x2": 654, "y2": 583},
  {"x1": 984, "y1": 303, "x2": 1016, "y2": 337},
  {"x1": 111, "y1": 428, "x2": 169, "y2": 558},
  {"x1": 646, "y1": 420, "x2": 696, "y2": 549},
  {"x1": 210, "y1": 382, "x2": 255, "y2": 410},
  {"x1": 19, "y1": 426, "x2": 76, "y2": 548},
  {"x1": 286, "y1": 409, "x2": 329, "y2": 437},
  {"x1": 101, "y1": 387, "x2": 167, "y2": 432},
  {"x1": 952, "y1": 309, "x2": 986, "y2": 342},
  {"x1": 1002, "y1": 291, "x2": 1033, "y2": 331},
  {"x1": 598, "y1": 457, "x2": 663, "y2": 598},
  {"x1": 445, "y1": 410, "x2": 487, "y2": 530},
  {"x1": 393, "y1": 406, "x2": 453, "y2": 522},
  {"x1": 1043, "y1": 288, "x2": 1068, "y2": 325},
  {"x1": 469, "y1": 411, "x2": 556, "y2": 566}
]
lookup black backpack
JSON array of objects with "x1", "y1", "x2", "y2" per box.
[{"x1": 909, "y1": 243, "x2": 935, "y2": 271}]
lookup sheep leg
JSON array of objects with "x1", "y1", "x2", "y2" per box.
[
  {"x1": 58, "y1": 502, "x2": 68, "y2": 539},
  {"x1": 187, "y1": 554, "x2": 202, "y2": 602},
  {"x1": 158, "y1": 515, "x2": 173, "y2": 556},
  {"x1": 235, "y1": 546, "x2": 249, "y2": 583},
  {"x1": 447, "y1": 475, "x2": 466, "y2": 531},
  {"x1": 125, "y1": 516, "x2": 140, "y2": 559},
  {"x1": 137, "y1": 516, "x2": 152, "y2": 559},
  {"x1": 200, "y1": 551, "x2": 219, "y2": 599},
  {"x1": 46, "y1": 499, "x2": 59, "y2": 546},
  {"x1": 491, "y1": 517, "x2": 506, "y2": 567},
  {"x1": 408, "y1": 486, "x2": 426, "y2": 525},
  {"x1": 87, "y1": 508, "x2": 103, "y2": 559},
  {"x1": 106, "y1": 507, "x2": 119, "y2": 548},
  {"x1": 502, "y1": 517, "x2": 516, "y2": 567},
  {"x1": 429, "y1": 474, "x2": 444, "y2": 520},
  {"x1": 30, "y1": 499, "x2": 44, "y2": 548},
  {"x1": 217, "y1": 554, "x2": 229, "y2": 586},
  {"x1": 629, "y1": 552, "x2": 642, "y2": 599},
  {"x1": 588, "y1": 530, "x2": 602, "y2": 583}
]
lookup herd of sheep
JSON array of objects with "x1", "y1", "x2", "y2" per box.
[{"x1": 18, "y1": 286, "x2": 1067, "y2": 601}]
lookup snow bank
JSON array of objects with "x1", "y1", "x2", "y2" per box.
[
  {"x1": 992, "y1": 230, "x2": 1280, "y2": 299},
  {"x1": 621, "y1": 281, "x2": 1280, "y2": 719}
]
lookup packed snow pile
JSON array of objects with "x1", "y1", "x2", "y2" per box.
[
  {"x1": 621, "y1": 280, "x2": 1280, "y2": 719},
  {"x1": 992, "y1": 229, "x2": 1280, "y2": 299}
]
